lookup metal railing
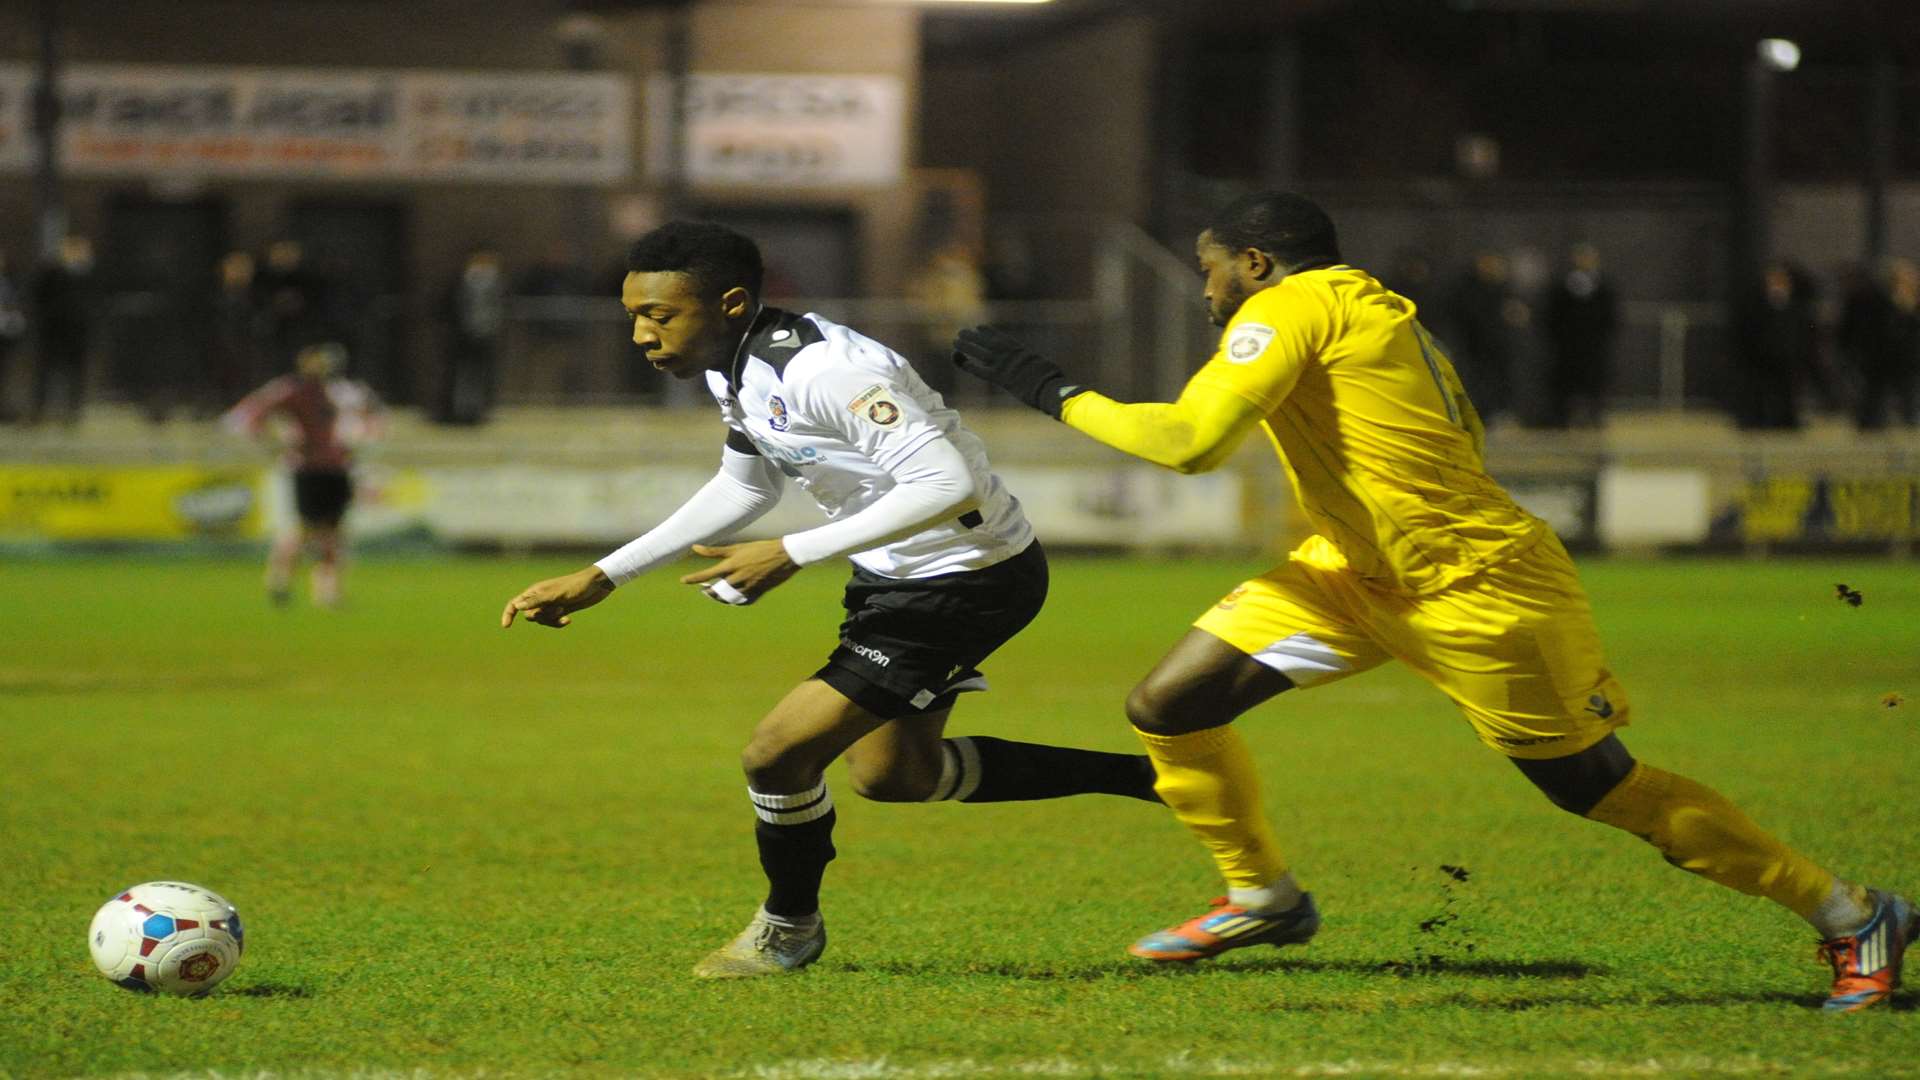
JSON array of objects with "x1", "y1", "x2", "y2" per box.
[{"x1": 70, "y1": 235, "x2": 1750, "y2": 417}]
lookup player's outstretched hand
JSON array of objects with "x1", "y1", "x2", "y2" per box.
[
  {"x1": 951, "y1": 326, "x2": 1086, "y2": 419},
  {"x1": 680, "y1": 540, "x2": 801, "y2": 606},
  {"x1": 501, "y1": 567, "x2": 615, "y2": 629}
]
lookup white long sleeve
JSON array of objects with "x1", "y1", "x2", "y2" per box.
[
  {"x1": 780, "y1": 435, "x2": 976, "y2": 567},
  {"x1": 594, "y1": 447, "x2": 784, "y2": 586}
]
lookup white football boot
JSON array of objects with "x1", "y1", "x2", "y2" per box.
[{"x1": 692, "y1": 909, "x2": 826, "y2": 979}]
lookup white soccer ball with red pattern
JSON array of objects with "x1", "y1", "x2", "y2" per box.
[{"x1": 88, "y1": 881, "x2": 244, "y2": 996}]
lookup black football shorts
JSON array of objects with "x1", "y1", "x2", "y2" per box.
[
  {"x1": 292, "y1": 468, "x2": 353, "y2": 527},
  {"x1": 815, "y1": 539, "x2": 1047, "y2": 720}
]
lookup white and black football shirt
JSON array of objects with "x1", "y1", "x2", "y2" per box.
[{"x1": 706, "y1": 307, "x2": 1034, "y2": 579}]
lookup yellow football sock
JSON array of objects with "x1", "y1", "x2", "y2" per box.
[
  {"x1": 1135, "y1": 724, "x2": 1289, "y2": 890},
  {"x1": 1585, "y1": 762, "x2": 1838, "y2": 920}
]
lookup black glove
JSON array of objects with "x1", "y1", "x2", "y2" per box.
[{"x1": 952, "y1": 326, "x2": 1087, "y2": 420}]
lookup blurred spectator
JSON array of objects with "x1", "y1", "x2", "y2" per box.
[
  {"x1": 439, "y1": 245, "x2": 508, "y2": 425},
  {"x1": 224, "y1": 341, "x2": 385, "y2": 609},
  {"x1": 1442, "y1": 250, "x2": 1528, "y2": 423},
  {"x1": 144, "y1": 248, "x2": 214, "y2": 425},
  {"x1": 210, "y1": 251, "x2": 264, "y2": 414},
  {"x1": 1843, "y1": 258, "x2": 1920, "y2": 431},
  {"x1": 256, "y1": 239, "x2": 331, "y2": 372},
  {"x1": 1540, "y1": 241, "x2": 1618, "y2": 429},
  {"x1": 1731, "y1": 260, "x2": 1818, "y2": 431},
  {"x1": 29, "y1": 235, "x2": 94, "y2": 426},
  {"x1": 905, "y1": 240, "x2": 987, "y2": 395},
  {"x1": 0, "y1": 252, "x2": 25, "y2": 422}
]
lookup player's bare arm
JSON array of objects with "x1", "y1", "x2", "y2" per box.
[{"x1": 500, "y1": 566, "x2": 615, "y2": 629}]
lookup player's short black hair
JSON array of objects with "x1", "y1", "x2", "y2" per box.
[
  {"x1": 1206, "y1": 192, "x2": 1342, "y2": 270},
  {"x1": 625, "y1": 221, "x2": 765, "y2": 299}
]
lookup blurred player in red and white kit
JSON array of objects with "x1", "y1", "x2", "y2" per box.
[{"x1": 225, "y1": 342, "x2": 384, "y2": 607}]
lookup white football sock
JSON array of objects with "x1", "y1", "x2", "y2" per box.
[
  {"x1": 1808, "y1": 880, "x2": 1876, "y2": 940},
  {"x1": 1228, "y1": 871, "x2": 1305, "y2": 914},
  {"x1": 758, "y1": 906, "x2": 821, "y2": 931}
]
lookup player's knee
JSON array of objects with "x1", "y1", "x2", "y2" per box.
[
  {"x1": 1126, "y1": 677, "x2": 1190, "y2": 736},
  {"x1": 740, "y1": 736, "x2": 814, "y2": 790},
  {"x1": 848, "y1": 765, "x2": 934, "y2": 803}
]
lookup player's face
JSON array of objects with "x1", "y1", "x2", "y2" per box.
[
  {"x1": 1196, "y1": 231, "x2": 1262, "y2": 327},
  {"x1": 622, "y1": 271, "x2": 749, "y2": 379}
]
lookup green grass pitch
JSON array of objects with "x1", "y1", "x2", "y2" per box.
[{"x1": 2, "y1": 553, "x2": 1916, "y2": 1078}]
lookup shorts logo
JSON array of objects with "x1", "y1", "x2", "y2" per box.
[
  {"x1": 1226, "y1": 322, "x2": 1276, "y2": 363},
  {"x1": 848, "y1": 383, "x2": 904, "y2": 427},
  {"x1": 1584, "y1": 693, "x2": 1615, "y2": 719},
  {"x1": 767, "y1": 396, "x2": 790, "y2": 432},
  {"x1": 846, "y1": 641, "x2": 891, "y2": 668}
]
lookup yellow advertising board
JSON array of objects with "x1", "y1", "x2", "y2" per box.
[{"x1": 0, "y1": 466, "x2": 265, "y2": 541}]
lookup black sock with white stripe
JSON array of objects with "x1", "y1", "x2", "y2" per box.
[
  {"x1": 924, "y1": 736, "x2": 1160, "y2": 803},
  {"x1": 750, "y1": 781, "x2": 837, "y2": 919}
]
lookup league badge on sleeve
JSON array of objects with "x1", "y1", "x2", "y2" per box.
[
  {"x1": 847, "y1": 383, "x2": 904, "y2": 427},
  {"x1": 1226, "y1": 323, "x2": 1276, "y2": 363}
]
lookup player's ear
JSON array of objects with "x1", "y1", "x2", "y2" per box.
[
  {"x1": 1244, "y1": 248, "x2": 1278, "y2": 282},
  {"x1": 720, "y1": 286, "x2": 753, "y2": 321}
]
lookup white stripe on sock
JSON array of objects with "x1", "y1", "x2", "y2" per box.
[
  {"x1": 750, "y1": 783, "x2": 833, "y2": 825},
  {"x1": 925, "y1": 741, "x2": 961, "y2": 803},
  {"x1": 950, "y1": 736, "x2": 983, "y2": 802},
  {"x1": 750, "y1": 782, "x2": 827, "y2": 810}
]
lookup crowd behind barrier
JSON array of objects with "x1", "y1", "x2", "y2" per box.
[{"x1": 0, "y1": 230, "x2": 1915, "y2": 435}]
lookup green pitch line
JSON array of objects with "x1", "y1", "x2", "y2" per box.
[{"x1": 0, "y1": 555, "x2": 1914, "y2": 1079}]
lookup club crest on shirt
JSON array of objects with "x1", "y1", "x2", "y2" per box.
[
  {"x1": 847, "y1": 383, "x2": 904, "y2": 427},
  {"x1": 767, "y1": 395, "x2": 790, "y2": 431},
  {"x1": 1226, "y1": 322, "x2": 1276, "y2": 363}
]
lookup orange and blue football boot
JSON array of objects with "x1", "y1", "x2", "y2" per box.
[
  {"x1": 1818, "y1": 889, "x2": 1918, "y2": 1012},
  {"x1": 1128, "y1": 894, "x2": 1320, "y2": 962}
]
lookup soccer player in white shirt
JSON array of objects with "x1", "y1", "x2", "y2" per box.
[{"x1": 501, "y1": 222, "x2": 1158, "y2": 979}]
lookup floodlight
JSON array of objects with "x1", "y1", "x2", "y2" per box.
[{"x1": 1757, "y1": 38, "x2": 1800, "y2": 72}]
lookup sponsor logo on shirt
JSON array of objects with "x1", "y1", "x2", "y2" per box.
[
  {"x1": 1226, "y1": 322, "x2": 1276, "y2": 363},
  {"x1": 767, "y1": 395, "x2": 790, "y2": 432},
  {"x1": 847, "y1": 383, "x2": 903, "y2": 427},
  {"x1": 746, "y1": 434, "x2": 821, "y2": 468}
]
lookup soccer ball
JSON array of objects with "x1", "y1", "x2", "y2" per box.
[{"x1": 88, "y1": 881, "x2": 244, "y2": 995}]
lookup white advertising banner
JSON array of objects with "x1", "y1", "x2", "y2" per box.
[
  {"x1": 645, "y1": 73, "x2": 904, "y2": 187},
  {"x1": 0, "y1": 64, "x2": 630, "y2": 183}
]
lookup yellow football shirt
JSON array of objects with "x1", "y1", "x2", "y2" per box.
[{"x1": 1191, "y1": 266, "x2": 1545, "y2": 594}]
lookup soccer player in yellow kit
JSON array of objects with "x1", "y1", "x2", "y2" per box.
[{"x1": 952, "y1": 192, "x2": 1915, "y2": 1012}]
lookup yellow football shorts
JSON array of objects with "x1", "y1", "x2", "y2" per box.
[{"x1": 1193, "y1": 532, "x2": 1629, "y2": 759}]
